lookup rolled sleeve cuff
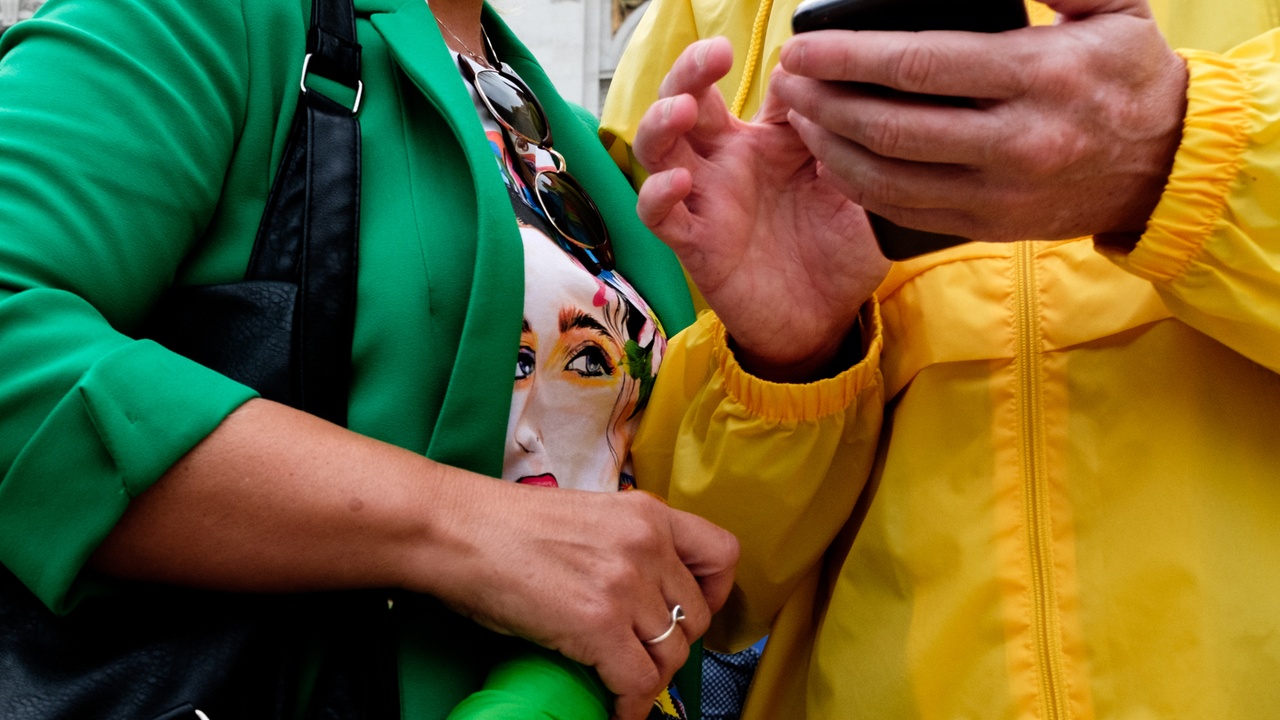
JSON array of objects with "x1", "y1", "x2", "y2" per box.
[{"x1": 0, "y1": 340, "x2": 257, "y2": 612}]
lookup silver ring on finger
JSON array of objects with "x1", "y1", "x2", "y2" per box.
[{"x1": 643, "y1": 604, "x2": 686, "y2": 645}]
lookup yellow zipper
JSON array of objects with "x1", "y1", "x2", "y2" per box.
[{"x1": 1014, "y1": 241, "x2": 1069, "y2": 720}]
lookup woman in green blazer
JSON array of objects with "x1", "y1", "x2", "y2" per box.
[{"x1": 0, "y1": 0, "x2": 880, "y2": 717}]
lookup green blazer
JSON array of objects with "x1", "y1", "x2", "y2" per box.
[{"x1": 0, "y1": 0, "x2": 695, "y2": 715}]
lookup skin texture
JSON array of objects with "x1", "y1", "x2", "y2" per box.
[
  {"x1": 91, "y1": 399, "x2": 737, "y2": 720},
  {"x1": 771, "y1": 0, "x2": 1189, "y2": 245},
  {"x1": 633, "y1": 39, "x2": 890, "y2": 382}
]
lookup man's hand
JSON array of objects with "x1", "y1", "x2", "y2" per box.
[
  {"x1": 634, "y1": 38, "x2": 889, "y2": 382},
  {"x1": 773, "y1": 0, "x2": 1189, "y2": 244}
]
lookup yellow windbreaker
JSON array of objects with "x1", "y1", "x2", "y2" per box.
[{"x1": 614, "y1": 1, "x2": 1280, "y2": 718}]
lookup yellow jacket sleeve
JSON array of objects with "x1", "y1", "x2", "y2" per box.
[
  {"x1": 632, "y1": 308, "x2": 885, "y2": 652},
  {"x1": 1103, "y1": 30, "x2": 1280, "y2": 373}
]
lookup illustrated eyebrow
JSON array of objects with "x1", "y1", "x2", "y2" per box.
[
  {"x1": 559, "y1": 307, "x2": 608, "y2": 336},
  {"x1": 522, "y1": 318, "x2": 531, "y2": 332}
]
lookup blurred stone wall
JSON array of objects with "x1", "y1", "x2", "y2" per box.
[
  {"x1": 1, "y1": 0, "x2": 46, "y2": 33},
  {"x1": 0, "y1": 0, "x2": 646, "y2": 116}
]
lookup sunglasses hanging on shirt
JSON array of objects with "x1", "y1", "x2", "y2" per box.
[{"x1": 458, "y1": 42, "x2": 616, "y2": 275}]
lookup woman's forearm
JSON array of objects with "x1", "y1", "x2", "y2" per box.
[
  {"x1": 88, "y1": 397, "x2": 464, "y2": 594},
  {"x1": 87, "y1": 397, "x2": 739, "y2": 720}
]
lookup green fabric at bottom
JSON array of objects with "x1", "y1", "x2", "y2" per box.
[
  {"x1": 398, "y1": 596, "x2": 703, "y2": 720},
  {"x1": 445, "y1": 645, "x2": 609, "y2": 720}
]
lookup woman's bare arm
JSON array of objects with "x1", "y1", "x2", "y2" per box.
[{"x1": 89, "y1": 398, "x2": 738, "y2": 720}]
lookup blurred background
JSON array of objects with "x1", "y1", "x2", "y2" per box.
[
  {"x1": 0, "y1": 0, "x2": 42, "y2": 31},
  {"x1": 0, "y1": 0, "x2": 643, "y2": 116},
  {"x1": 498, "y1": 0, "x2": 650, "y2": 115}
]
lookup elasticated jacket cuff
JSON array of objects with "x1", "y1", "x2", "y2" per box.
[
  {"x1": 1105, "y1": 49, "x2": 1251, "y2": 282},
  {"x1": 711, "y1": 299, "x2": 883, "y2": 423}
]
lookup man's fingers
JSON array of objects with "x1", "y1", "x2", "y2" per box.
[
  {"x1": 780, "y1": 27, "x2": 1038, "y2": 99},
  {"x1": 754, "y1": 64, "x2": 793, "y2": 124},
  {"x1": 1042, "y1": 0, "x2": 1152, "y2": 19},
  {"x1": 654, "y1": 38, "x2": 735, "y2": 139},
  {"x1": 772, "y1": 73, "x2": 1001, "y2": 165},
  {"x1": 788, "y1": 110, "x2": 976, "y2": 208},
  {"x1": 633, "y1": 94, "x2": 700, "y2": 172},
  {"x1": 657, "y1": 37, "x2": 736, "y2": 99},
  {"x1": 636, "y1": 168, "x2": 695, "y2": 243},
  {"x1": 789, "y1": 112, "x2": 1017, "y2": 239}
]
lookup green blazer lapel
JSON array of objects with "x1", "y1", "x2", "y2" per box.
[
  {"x1": 354, "y1": 0, "x2": 404, "y2": 13},
  {"x1": 371, "y1": 0, "x2": 524, "y2": 477},
  {"x1": 485, "y1": 13, "x2": 696, "y2": 335}
]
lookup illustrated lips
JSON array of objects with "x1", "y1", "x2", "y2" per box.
[{"x1": 517, "y1": 474, "x2": 558, "y2": 488}]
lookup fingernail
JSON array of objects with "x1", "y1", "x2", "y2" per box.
[
  {"x1": 780, "y1": 41, "x2": 801, "y2": 70},
  {"x1": 663, "y1": 97, "x2": 674, "y2": 120},
  {"x1": 695, "y1": 41, "x2": 709, "y2": 68}
]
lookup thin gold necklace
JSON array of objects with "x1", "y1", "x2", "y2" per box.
[{"x1": 435, "y1": 15, "x2": 493, "y2": 68}]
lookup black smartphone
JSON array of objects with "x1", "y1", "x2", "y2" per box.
[{"x1": 791, "y1": 0, "x2": 1029, "y2": 260}]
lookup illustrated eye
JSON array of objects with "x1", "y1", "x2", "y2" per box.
[
  {"x1": 516, "y1": 346, "x2": 535, "y2": 380},
  {"x1": 565, "y1": 345, "x2": 613, "y2": 377}
]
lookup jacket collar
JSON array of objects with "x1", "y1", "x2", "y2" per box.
[
  {"x1": 369, "y1": 0, "x2": 693, "y2": 331},
  {"x1": 353, "y1": 0, "x2": 411, "y2": 13}
]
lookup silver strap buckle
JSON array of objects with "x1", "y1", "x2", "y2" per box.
[{"x1": 299, "y1": 53, "x2": 364, "y2": 116}]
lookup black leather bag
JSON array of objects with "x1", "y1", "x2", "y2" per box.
[{"x1": 0, "y1": 0, "x2": 397, "y2": 717}]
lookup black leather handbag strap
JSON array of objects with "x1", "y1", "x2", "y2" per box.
[
  {"x1": 247, "y1": 0, "x2": 362, "y2": 428},
  {"x1": 308, "y1": 0, "x2": 362, "y2": 89}
]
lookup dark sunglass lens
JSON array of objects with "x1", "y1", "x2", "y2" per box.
[
  {"x1": 536, "y1": 172, "x2": 614, "y2": 271},
  {"x1": 476, "y1": 70, "x2": 548, "y2": 144}
]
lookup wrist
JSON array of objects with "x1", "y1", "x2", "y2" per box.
[
  {"x1": 392, "y1": 460, "x2": 502, "y2": 599},
  {"x1": 729, "y1": 312, "x2": 865, "y2": 384},
  {"x1": 1099, "y1": 50, "x2": 1189, "y2": 244}
]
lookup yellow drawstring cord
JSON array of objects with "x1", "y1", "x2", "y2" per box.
[{"x1": 730, "y1": 0, "x2": 775, "y2": 117}]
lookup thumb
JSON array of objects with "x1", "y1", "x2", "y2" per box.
[
  {"x1": 1039, "y1": 0, "x2": 1153, "y2": 19},
  {"x1": 754, "y1": 64, "x2": 795, "y2": 124}
]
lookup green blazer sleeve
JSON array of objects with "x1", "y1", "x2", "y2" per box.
[{"x1": 0, "y1": 0, "x2": 262, "y2": 611}]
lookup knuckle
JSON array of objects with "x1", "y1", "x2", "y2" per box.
[
  {"x1": 862, "y1": 109, "x2": 909, "y2": 158},
  {"x1": 858, "y1": 168, "x2": 901, "y2": 211},
  {"x1": 617, "y1": 502, "x2": 667, "y2": 549},
  {"x1": 659, "y1": 641, "x2": 692, "y2": 673},
  {"x1": 578, "y1": 600, "x2": 620, "y2": 636},
  {"x1": 1015, "y1": 128, "x2": 1081, "y2": 178},
  {"x1": 893, "y1": 43, "x2": 942, "y2": 91},
  {"x1": 598, "y1": 563, "x2": 642, "y2": 600},
  {"x1": 632, "y1": 517, "x2": 664, "y2": 549},
  {"x1": 627, "y1": 664, "x2": 662, "y2": 696}
]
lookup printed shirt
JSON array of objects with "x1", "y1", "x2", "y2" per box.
[{"x1": 456, "y1": 52, "x2": 686, "y2": 720}]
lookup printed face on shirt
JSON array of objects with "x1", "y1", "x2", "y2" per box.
[{"x1": 502, "y1": 230, "x2": 642, "y2": 493}]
